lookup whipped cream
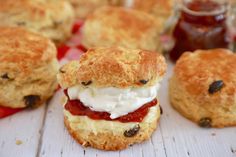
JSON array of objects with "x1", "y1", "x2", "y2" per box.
[{"x1": 67, "y1": 84, "x2": 160, "y2": 119}]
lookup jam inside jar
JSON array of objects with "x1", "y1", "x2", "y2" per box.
[{"x1": 170, "y1": 0, "x2": 230, "y2": 61}]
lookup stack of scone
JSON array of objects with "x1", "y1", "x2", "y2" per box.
[
  {"x1": 169, "y1": 49, "x2": 236, "y2": 128},
  {"x1": 0, "y1": 27, "x2": 58, "y2": 109},
  {"x1": 58, "y1": 47, "x2": 167, "y2": 150},
  {"x1": 0, "y1": 0, "x2": 75, "y2": 44},
  {"x1": 81, "y1": 6, "x2": 163, "y2": 52}
]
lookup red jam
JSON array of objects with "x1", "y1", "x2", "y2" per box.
[
  {"x1": 170, "y1": 0, "x2": 229, "y2": 61},
  {"x1": 64, "y1": 90, "x2": 157, "y2": 123}
]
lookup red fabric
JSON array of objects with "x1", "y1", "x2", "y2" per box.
[
  {"x1": 57, "y1": 44, "x2": 70, "y2": 60},
  {"x1": 0, "y1": 106, "x2": 23, "y2": 118},
  {"x1": 72, "y1": 20, "x2": 84, "y2": 34},
  {"x1": 57, "y1": 20, "x2": 86, "y2": 61}
]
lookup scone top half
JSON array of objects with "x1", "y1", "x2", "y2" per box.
[
  {"x1": 0, "y1": 27, "x2": 59, "y2": 108},
  {"x1": 58, "y1": 47, "x2": 167, "y2": 119},
  {"x1": 81, "y1": 6, "x2": 163, "y2": 52}
]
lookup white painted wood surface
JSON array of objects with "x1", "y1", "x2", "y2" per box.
[
  {"x1": 1, "y1": 60, "x2": 236, "y2": 157},
  {"x1": 0, "y1": 104, "x2": 47, "y2": 157}
]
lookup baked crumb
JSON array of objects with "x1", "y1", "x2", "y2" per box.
[
  {"x1": 16, "y1": 140, "x2": 23, "y2": 145},
  {"x1": 211, "y1": 133, "x2": 216, "y2": 136}
]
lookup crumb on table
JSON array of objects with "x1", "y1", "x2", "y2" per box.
[{"x1": 15, "y1": 140, "x2": 23, "y2": 145}]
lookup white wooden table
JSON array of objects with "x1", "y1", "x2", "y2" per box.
[{"x1": 1, "y1": 60, "x2": 236, "y2": 157}]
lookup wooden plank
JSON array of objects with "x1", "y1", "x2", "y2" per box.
[
  {"x1": 0, "y1": 104, "x2": 46, "y2": 157},
  {"x1": 159, "y1": 61, "x2": 236, "y2": 157},
  {"x1": 39, "y1": 91, "x2": 85, "y2": 157}
]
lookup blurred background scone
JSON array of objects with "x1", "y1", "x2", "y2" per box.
[
  {"x1": 58, "y1": 47, "x2": 167, "y2": 150},
  {"x1": 0, "y1": 27, "x2": 59, "y2": 108},
  {"x1": 68, "y1": 0, "x2": 120, "y2": 19},
  {"x1": 169, "y1": 49, "x2": 236, "y2": 128},
  {"x1": 81, "y1": 6, "x2": 163, "y2": 52},
  {"x1": 0, "y1": 0, "x2": 75, "y2": 44},
  {"x1": 122, "y1": 0, "x2": 174, "y2": 31}
]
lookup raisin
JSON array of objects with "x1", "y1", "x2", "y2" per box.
[
  {"x1": 1, "y1": 73, "x2": 14, "y2": 80},
  {"x1": 160, "y1": 106, "x2": 163, "y2": 114},
  {"x1": 81, "y1": 80, "x2": 92, "y2": 86},
  {"x1": 198, "y1": 117, "x2": 212, "y2": 128},
  {"x1": 53, "y1": 21, "x2": 62, "y2": 27},
  {"x1": 139, "y1": 79, "x2": 149, "y2": 84},
  {"x1": 16, "y1": 21, "x2": 26, "y2": 26},
  {"x1": 124, "y1": 125, "x2": 140, "y2": 137},
  {"x1": 24, "y1": 95, "x2": 40, "y2": 108},
  {"x1": 208, "y1": 80, "x2": 224, "y2": 94},
  {"x1": 1, "y1": 73, "x2": 10, "y2": 79},
  {"x1": 59, "y1": 68, "x2": 66, "y2": 73}
]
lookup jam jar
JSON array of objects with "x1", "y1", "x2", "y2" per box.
[{"x1": 169, "y1": 0, "x2": 230, "y2": 61}]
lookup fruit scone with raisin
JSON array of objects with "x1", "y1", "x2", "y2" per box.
[
  {"x1": 169, "y1": 49, "x2": 236, "y2": 128},
  {"x1": 81, "y1": 6, "x2": 163, "y2": 52},
  {"x1": 0, "y1": 27, "x2": 59, "y2": 110},
  {"x1": 121, "y1": 0, "x2": 174, "y2": 31},
  {"x1": 57, "y1": 47, "x2": 167, "y2": 150},
  {"x1": 0, "y1": 0, "x2": 75, "y2": 44}
]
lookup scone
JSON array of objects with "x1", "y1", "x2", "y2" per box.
[
  {"x1": 68, "y1": 0, "x2": 120, "y2": 19},
  {"x1": 123, "y1": 0, "x2": 174, "y2": 30},
  {"x1": 81, "y1": 6, "x2": 163, "y2": 52},
  {"x1": 57, "y1": 47, "x2": 167, "y2": 150},
  {"x1": 0, "y1": 0, "x2": 75, "y2": 44},
  {"x1": 0, "y1": 27, "x2": 59, "y2": 108},
  {"x1": 169, "y1": 49, "x2": 236, "y2": 128}
]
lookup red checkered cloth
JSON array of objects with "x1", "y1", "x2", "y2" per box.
[{"x1": 57, "y1": 20, "x2": 86, "y2": 64}]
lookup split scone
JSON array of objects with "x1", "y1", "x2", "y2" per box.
[
  {"x1": 0, "y1": 0, "x2": 75, "y2": 44},
  {"x1": 0, "y1": 27, "x2": 59, "y2": 108},
  {"x1": 57, "y1": 47, "x2": 167, "y2": 150},
  {"x1": 68, "y1": 0, "x2": 120, "y2": 19},
  {"x1": 169, "y1": 49, "x2": 236, "y2": 128},
  {"x1": 81, "y1": 6, "x2": 163, "y2": 52}
]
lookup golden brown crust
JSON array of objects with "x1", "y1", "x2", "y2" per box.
[
  {"x1": 169, "y1": 49, "x2": 236, "y2": 127},
  {"x1": 130, "y1": 0, "x2": 173, "y2": 21},
  {"x1": 81, "y1": 6, "x2": 163, "y2": 52},
  {"x1": 0, "y1": 27, "x2": 55, "y2": 64},
  {"x1": 0, "y1": 0, "x2": 75, "y2": 43},
  {"x1": 68, "y1": 0, "x2": 119, "y2": 19},
  {"x1": 0, "y1": 27, "x2": 59, "y2": 108},
  {"x1": 57, "y1": 47, "x2": 167, "y2": 89},
  {"x1": 64, "y1": 105, "x2": 160, "y2": 150}
]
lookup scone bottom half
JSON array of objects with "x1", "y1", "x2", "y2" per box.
[
  {"x1": 57, "y1": 47, "x2": 167, "y2": 150},
  {"x1": 169, "y1": 49, "x2": 236, "y2": 128}
]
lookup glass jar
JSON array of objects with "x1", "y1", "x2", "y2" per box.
[{"x1": 169, "y1": 0, "x2": 230, "y2": 62}]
